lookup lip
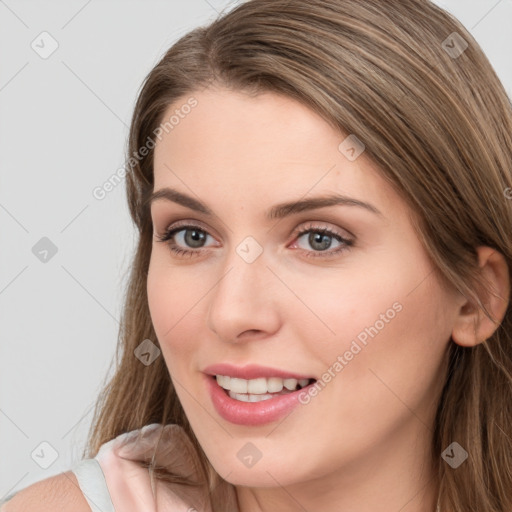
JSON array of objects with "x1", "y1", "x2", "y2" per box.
[
  {"x1": 202, "y1": 363, "x2": 315, "y2": 381},
  {"x1": 204, "y1": 373, "x2": 316, "y2": 426}
]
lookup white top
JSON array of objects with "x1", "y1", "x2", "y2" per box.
[
  {"x1": 71, "y1": 458, "x2": 115, "y2": 512},
  {"x1": 1, "y1": 424, "x2": 236, "y2": 511}
]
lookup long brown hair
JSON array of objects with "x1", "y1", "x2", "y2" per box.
[{"x1": 84, "y1": 1, "x2": 512, "y2": 510}]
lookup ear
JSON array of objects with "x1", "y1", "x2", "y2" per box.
[{"x1": 451, "y1": 246, "x2": 510, "y2": 347}]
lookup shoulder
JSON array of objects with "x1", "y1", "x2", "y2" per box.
[
  {"x1": 0, "y1": 425, "x2": 163, "y2": 512},
  {"x1": 1, "y1": 471, "x2": 91, "y2": 512}
]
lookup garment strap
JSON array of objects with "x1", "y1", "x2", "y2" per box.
[{"x1": 71, "y1": 459, "x2": 116, "y2": 512}]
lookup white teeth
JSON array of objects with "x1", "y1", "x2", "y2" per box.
[
  {"x1": 283, "y1": 378, "x2": 298, "y2": 391},
  {"x1": 229, "y1": 377, "x2": 248, "y2": 394},
  {"x1": 247, "y1": 377, "x2": 267, "y2": 394},
  {"x1": 229, "y1": 391, "x2": 274, "y2": 402},
  {"x1": 216, "y1": 375, "x2": 230, "y2": 390},
  {"x1": 216, "y1": 375, "x2": 312, "y2": 395},
  {"x1": 249, "y1": 393, "x2": 272, "y2": 402},
  {"x1": 267, "y1": 377, "x2": 284, "y2": 393}
]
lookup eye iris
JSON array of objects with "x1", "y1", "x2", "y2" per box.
[
  {"x1": 309, "y1": 232, "x2": 332, "y2": 251},
  {"x1": 185, "y1": 229, "x2": 206, "y2": 248}
]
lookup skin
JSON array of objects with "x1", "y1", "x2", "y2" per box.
[{"x1": 147, "y1": 86, "x2": 510, "y2": 512}]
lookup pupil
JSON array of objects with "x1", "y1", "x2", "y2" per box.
[
  {"x1": 186, "y1": 229, "x2": 206, "y2": 248},
  {"x1": 310, "y1": 232, "x2": 331, "y2": 251}
]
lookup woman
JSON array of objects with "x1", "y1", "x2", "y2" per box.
[{"x1": 3, "y1": 0, "x2": 511, "y2": 510}]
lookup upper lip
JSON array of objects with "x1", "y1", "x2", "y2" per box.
[{"x1": 203, "y1": 363, "x2": 316, "y2": 381}]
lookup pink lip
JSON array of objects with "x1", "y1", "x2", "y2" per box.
[
  {"x1": 204, "y1": 374, "x2": 316, "y2": 426},
  {"x1": 202, "y1": 363, "x2": 315, "y2": 381}
]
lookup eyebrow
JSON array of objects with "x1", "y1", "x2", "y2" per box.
[{"x1": 148, "y1": 187, "x2": 383, "y2": 220}]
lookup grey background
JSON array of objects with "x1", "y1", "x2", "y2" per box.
[{"x1": 1, "y1": 0, "x2": 511, "y2": 499}]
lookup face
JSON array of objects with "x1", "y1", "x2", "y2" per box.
[{"x1": 147, "y1": 87, "x2": 460, "y2": 489}]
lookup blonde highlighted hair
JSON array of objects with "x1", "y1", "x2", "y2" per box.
[{"x1": 85, "y1": 1, "x2": 512, "y2": 510}]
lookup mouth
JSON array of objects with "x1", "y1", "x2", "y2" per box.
[
  {"x1": 205, "y1": 373, "x2": 317, "y2": 426},
  {"x1": 202, "y1": 363, "x2": 318, "y2": 425},
  {"x1": 212, "y1": 374, "x2": 317, "y2": 403}
]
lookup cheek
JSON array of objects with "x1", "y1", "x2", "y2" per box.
[
  {"x1": 147, "y1": 258, "x2": 204, "y2": 371},
  {"x1": 299, "y1": 243, "x2": 452, "y2": 399},
  {"x1": 291, "y1": 257, "x2": 410, "y2": 357},
  {"x1": 277, "y1": 259, "x2": 451, "y2": 471}
]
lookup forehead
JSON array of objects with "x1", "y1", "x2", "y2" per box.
[
  {"x1": 154, "y1": 88, "x2": 337, "y2": 171},
  {"x1": 152, "y1": 87, "x2": 401, "y2": 218}
]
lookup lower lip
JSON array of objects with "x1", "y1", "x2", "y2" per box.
[{"x1": 205, "y1": 374, "x2": 315, "y2": 426}]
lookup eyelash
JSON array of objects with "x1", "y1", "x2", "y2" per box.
[{"x1": 155, "y1": 221, "x2": 354, "y2": 260}]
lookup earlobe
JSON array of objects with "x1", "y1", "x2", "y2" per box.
[{"x1": 451, "y1": 246, "x2": 510, "y2": 348}]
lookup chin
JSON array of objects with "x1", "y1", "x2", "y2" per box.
[
  {"x1": 220, "y1": 466, "x2": 295, "y2": 488},
  {"x1": 205, "y1": 448, "x2": 307, "y2": 488}
]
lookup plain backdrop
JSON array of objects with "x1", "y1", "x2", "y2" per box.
[{"x1": 1, "y1": 0, "x2": 511, "y2": 499}]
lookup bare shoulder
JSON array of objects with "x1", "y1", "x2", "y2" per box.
[{"x1": 1, "y1": 471, "x2": 91, "y2": 512}]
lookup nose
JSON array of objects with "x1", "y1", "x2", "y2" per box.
[{"x1": 206, "y1": 246, "x2": 281, "y2": 343}]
